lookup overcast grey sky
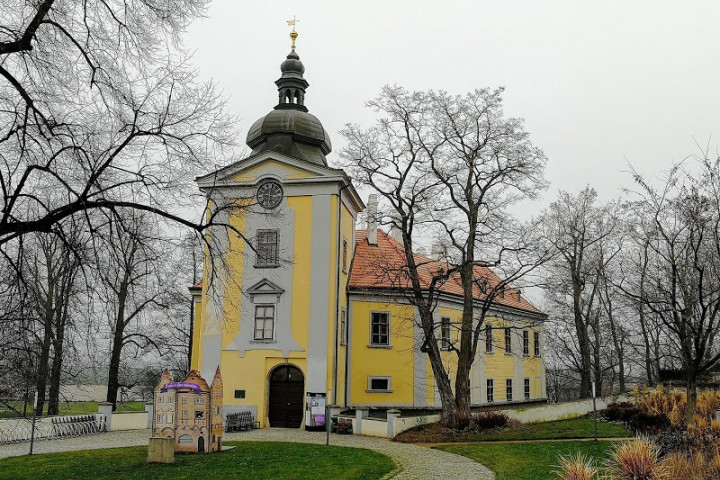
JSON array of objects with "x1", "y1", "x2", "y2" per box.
[{"x1": 186, "y1": 1, "x2": 720, "y2": 208}]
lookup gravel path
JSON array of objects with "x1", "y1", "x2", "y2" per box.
[{"x1": 0, "y1": 428, "x2": 494, "y2": 480}]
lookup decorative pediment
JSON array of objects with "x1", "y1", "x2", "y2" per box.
[
  {"x1": 245, "y1": 278, "x2": 285, "y2": 302},
  {"x1": 196, "y1": 151, "x2": 345, "y2": 188}
]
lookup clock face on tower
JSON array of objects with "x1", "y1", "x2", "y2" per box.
[{"x1": 256, "y1": 181, "x2": 283, "y2": 209}]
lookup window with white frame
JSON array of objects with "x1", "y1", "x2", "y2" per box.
[
  {"x1": 534, "y1": 331, "x2": 541, "y2": 356},
  {"x1": 523, "y1": 330, "x2": 530, "y2": 356},
  {"x1": 486, "y1": 378, "x2": 494, "y2": 402},
  {"x1": 504, "y1": 328, "x2": 512, "y2": 353},
  {"x1": 367, "y1": 376, "x2": 392, "y2": 392},
  {"x1": 256, "y1": 230, "x2": 279, "y2": 267},
  {"x1": 340, "y1": 308, "x2": 347, "y2": 346},
  {"x1": 254, "y1": 305, "x2": 275, "y2": 341},
  {"x1": 370, "y1": 312, "x2": 389, "y2": 346},
  {"x1": 506, "y1": 379, "x2": 513, "y2": 401},
  {"x1": 485, "y1": 324, "x2": 493, "y2": 353},
  {"x1": 524, "y1": 378, "x2": 531, "y2": 400},
  {"x1": 440, "y1": 317, "x2": 451, "y2": 350}
]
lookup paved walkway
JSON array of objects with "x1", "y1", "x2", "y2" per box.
[{"x1": 0, "y1": 429, "x2": 494, "y2": 480}]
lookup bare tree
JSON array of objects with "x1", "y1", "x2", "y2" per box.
[
  {"x1": 625, "y1": 154, "x2": 720, "y2": 419},
  {"x1": 0, "y1": 0, "x2": 235, "y2": 249},
  {"x1": 94, "y1": 211, "x2": 166, "y2": 410},
  {"x1": 539, "y1": 188, "x2": 621, "y2": 398},
  {"x1": 341, "y1": 85, "x2": 549, "y2": 427}
]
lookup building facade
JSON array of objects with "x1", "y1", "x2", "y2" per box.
[{"x1": 189, "y1": 39, "x2": 547, "y2": 429}]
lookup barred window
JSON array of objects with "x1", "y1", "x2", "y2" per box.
[
  {"x1": 486, "y1": 379, "x2": 494, "y2": 402},
  {"x1": 371, "y1": 312, "x2": 389, "y2": 346},
  {"x1": 506, "y1": 379, "x2": 513, "y2": 401},
  {"x1": 485, "y1": 324, "x2": 493, "y2": 353},
  {"x1": 254, "y1": 305, "x2": 275, "y2": 341},
  {"x1": 256, "y1": 230, "x2": 279, "y2": 267},
  {"x1": 504, "y1": 328, "x2": 512, "y2": 353},
  {"x1": 523, "y1": 330, "x2": 530, "y2": 356}
]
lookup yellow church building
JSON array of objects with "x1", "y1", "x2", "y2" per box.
[{"x1": 189, "y1": 34, "x2": 547, "y2": 430}]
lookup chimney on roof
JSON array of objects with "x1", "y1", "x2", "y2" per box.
[
  {"x1": 431, "y1": 243, "x2": 444, "y2": 261},
  {"x1": 389, "y1": 213, "x2": 402, "y2": 243},
  {"x1": 367, "y1": 194, "x2": 378, "y2": 245},
  {"x1": 516, "y1": 289, "x2": 522, "y2": 302}
]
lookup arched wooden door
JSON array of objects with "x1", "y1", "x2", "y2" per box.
[
  {"x1": 268, "y1": 365, "x2": 305, "y2": 428},
  {"x1": 197, "y1": 436, "x2": 204, "y2": 453}
]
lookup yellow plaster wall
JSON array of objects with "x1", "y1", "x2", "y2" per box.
[
  {"x1": 483, "y1": 317, "x2": 516, "y2": 400},
  {"x1": 326, "y1": 195, "x2": 338, "y2": 399},
  {"x1": 523, "y1": 325, "x2": 544, "y2": 398},
  {"x1": 336, "y1": 202, "x2": 354, "y2": 405},
  {"x1": 231, "y1": 160, "x2": 313, "y2": 181},
  {"x1": 350, "y1": 301, "x2": 415, "y2": 405},
  {"x1": 190, "y1": 297, "x2": 203, "y2": 371}
]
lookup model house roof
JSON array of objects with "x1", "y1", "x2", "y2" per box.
[{"x1": 349, "y1": 229, "x2": 545, "y2": 317}]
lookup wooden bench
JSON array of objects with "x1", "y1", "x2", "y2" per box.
[{"x1": 225, "y1": 411, "x2": 259, "y2": 431}]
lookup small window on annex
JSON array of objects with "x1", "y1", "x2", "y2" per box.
[
  {"x1": 256, "y1": 230, "x2": 279, "y2": 267},
  {"x1": 368, "y1": 376, "x2": 391, "y2": 392},
  {"x1": 440, "y1": 317, "x2": 451, "y2": 350},
  {"x1": 506, "y1": 379, "x2": 513, "y2": 401},
  {"x1": 485, "y1": 324, "x2": 493, "y2": 353},
  {"x1": 340, "y1": 308, "x2": 347, "y2": 346},
  {"x1": 504, "y1": 328, "x2": 512, "y2": 353},
  {"x1": 370, "y1": 312, "x2": 389, "y2": 346},
  {"x1": 254, "y1": 305, "x2": 275, "y2": 341},
  {"x1": 486, "y1": 379, "x2": 494, "y2": 402},
  {"x1": 534, "y1": 331, "x2": 541, "y2": 356}
]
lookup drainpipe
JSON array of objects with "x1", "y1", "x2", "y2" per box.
[{"x1": 332, "y1": 183, "x2": 352, "y2": 405}]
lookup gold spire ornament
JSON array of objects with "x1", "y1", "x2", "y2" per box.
[{"x1": 287, "y1": 16, "x2": 299, "y2": 51}]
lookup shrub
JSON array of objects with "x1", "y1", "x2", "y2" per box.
[
  {"x1": 556, "y1": 453, "x2": 597, "y2": 480},
  {"x1": 602, "y1": 402, "x2": 640, "y2": 423},
  {"x1": 609, "y1": 438, "x2": 662, "y2": 480},
  {"x1": 470, "y1": 411, "x2": 508, "y2": 430},
  {"x1": 628, "y1": 412, "x2": 671, "y2": 435}
]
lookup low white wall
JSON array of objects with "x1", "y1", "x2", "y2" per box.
[
  {"x1": 109, "y1": 411, "x2": 148, "y2": 431},
  {"x1": 392, "y1": 414, "x2": 441, "y2": 437},
  {"x1": 505, "y1": 396, "x2": 631, "y2": 424},
  {"x1": 360, "y1": 418, "x2": 389, "y2": 438}
]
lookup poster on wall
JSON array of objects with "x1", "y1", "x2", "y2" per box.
[{"x1": 305, "y1": 392, "x2": 326, "y2": 431}]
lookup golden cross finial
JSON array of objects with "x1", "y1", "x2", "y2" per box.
[{"x1": 287, "y1": 16, "x2": 299, "y2": 51}]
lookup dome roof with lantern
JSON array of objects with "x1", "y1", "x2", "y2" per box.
[{"x1": 246, "y1": 28, "x2": 332, "y2": 166}]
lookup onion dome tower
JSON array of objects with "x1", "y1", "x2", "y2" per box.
[{"x1": 246, "y1": 26, "x2": 332, "y2": 166}]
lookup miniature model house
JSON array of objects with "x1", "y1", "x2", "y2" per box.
[{"x1": 152, "y1": 367, "x2": 223, "y2": 453}]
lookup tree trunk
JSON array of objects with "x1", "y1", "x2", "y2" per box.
[
  {"x1": 34, "y1": 308, "x2": 54, "y2": 416},
  {"x1": 686, "y1": 375, "x2": 697, "y2": 426},
  {"x1": 106, "y1": 286, "x2": 128, "y2": 411}
]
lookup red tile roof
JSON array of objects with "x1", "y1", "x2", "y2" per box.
[{"x1": 349, "y1": 229, "x2": 544, "y2": 316}]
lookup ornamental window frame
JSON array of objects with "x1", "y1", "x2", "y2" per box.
[
  {"x1": 504, "y1": 327, "x2": 512, "y2": 354},
  {"x1": 534, "y1": 331, "x2": 541, "y2": 357},
  {"x1": 506, "y1": 378, "x2": 513, "y2": 402},
  {"x1": 440, "y1": 317, "x2": 451, "y2": 350},
  {"x1": 485, "y1": 324, "x2": 493, "y2": 353},
  {"x1": 523, "y1": 330, "x2": 530, "y2": 356},
  {"x1": 486, "y1": 378, "x2": 494, "y2": 403}
]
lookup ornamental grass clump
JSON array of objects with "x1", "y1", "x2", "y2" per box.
[
  {"x1": 609, "y1": 438, "x2": 663, "y2": 480},
  {"x1": 556, "y1": 453, "x2": 597, "y2": 480}
]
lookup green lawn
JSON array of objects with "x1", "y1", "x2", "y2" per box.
[
  {"x1": 0, "y1": 401, "x2": 145, "y2": 418},
  {"x1": 438, "y1": 440, "x2": 617, "y2": 480},
  {"x1": 0, "y1": 441, "x2": 396, "y2": 480},
  {"x1": 470, "y1": 416, "x2": 631, "y2": 441}
]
